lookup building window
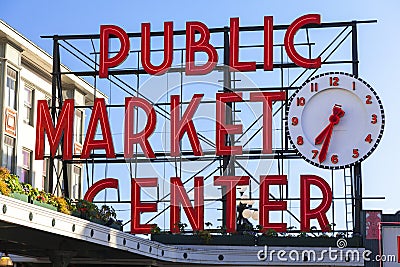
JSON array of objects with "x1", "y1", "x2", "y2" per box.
[
  {"x1": 42, "y1": 158, "x2": 49, "y2": 191},
  {"x1": 6, "y1": 67, "x2": 17, "y2": 110},
  {"x1": 23, "y1": 87, "x2": 34, "y2": 125},
  {"x1": 72, "y1": 166, "x2": 81, "y2": 199},
  {"x1": 21, "y1": 148, "x2": 32, "y2": 184},
  {"x1": 2, "y1": 135, "x2": 15, "y2": 173},
  {"x1": 75, "y1": 110, "x2": 83, "y2": 144}
]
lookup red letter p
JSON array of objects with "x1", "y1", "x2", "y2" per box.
[{"x1": 100, "y1": 25, "x2": 130, "y2": 78}]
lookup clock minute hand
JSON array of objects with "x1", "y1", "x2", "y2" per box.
[{"x1": 314, "y1": 105, "x2": 345, "y2": 163}]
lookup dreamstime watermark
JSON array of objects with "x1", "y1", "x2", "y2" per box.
[{"x1": 257, "y1": 238, "x2": 397, "y2": 263}]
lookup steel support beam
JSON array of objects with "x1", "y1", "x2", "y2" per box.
[{"x1": 351, "y1": 21, "x2": 362, "y2": 237}]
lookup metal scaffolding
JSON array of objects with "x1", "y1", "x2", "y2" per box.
[{"x1": 42, "y1": 19, "x2": 379, "y2": 236}]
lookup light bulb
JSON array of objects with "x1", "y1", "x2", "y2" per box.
[
  {"x1": 242, "y1": 209, "x2": 252, "y2": 219},
  {"x1": 252, "y1": 211, "x2": 259, "y2": 220}
]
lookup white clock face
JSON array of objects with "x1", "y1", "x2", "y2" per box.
[{"x1": 286, "y1": 72, "x2": 385, "y2": 169}]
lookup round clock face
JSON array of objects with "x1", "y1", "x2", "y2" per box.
[{"x1": 286, "y1": 72, "x2": 385, "y2": 169}]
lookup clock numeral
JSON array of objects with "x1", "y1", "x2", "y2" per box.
[
  {"x1": 311, "y1": 83, "x2": 318, "y2": 92},
  {"x1": 366, "y1": 95, "x2": 373, "y2": 104},
  {"x1": 365, "y1": 134, "x2": 373, "y2": 144},
  {"x1": 352, "y1": 81, "x2": 356, "y2": 91},
  {"x1": 297, "y1": 136, "x2": 304, "y2": 145},
  {"x1": 371, "y1": 114, "x2": 377, "y2": 124},
  {"x1": 296, "y1": 97, "x2": 305, "y2": 106},
  {"x1": 312, "y1": 150, "x2": 319, "y2": 159},
  {"x1": 329, "y1": 77, "x2": 340, "y2": 86},
  {"x1": 331, "y1": 154, "x2": 339, "y2": 164},
  {"x1": 291, "y1": 117, "x2": 299, "y2": 126},
  {"x1": 352, "y1": 149, "x2": 359, "y2": 158}
]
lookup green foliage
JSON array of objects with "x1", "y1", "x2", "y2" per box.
[
  {"x1": 298, "y1": 231, "x2": 308, "y2": 237},
  {"x1": 256, "y1": 225, "x2": 264, "y2": 232},
  {"x1": 151, "y1": 225, "x2": 161, "y2": 234},
  {"x1": 196, "y1": 230, "x2": 212, "y2": 243},
  {"x1": 263, "y1": 228, "x2": 278, "y2": 237},
  {"x1": 0, "y1": 167, "x2": 125, "y2": 230},
  {"x1": 244, "y1": 223, "x2": 254, "y2": 231},
  {"x1": 99, "y1": 204, "x2": 118, "y2": 224},
  {"x1": 72, "y1": 200, "x2": 122, "y2": 226},
  {"x1": 74, "y1": 199, "x2": 100, "y2": 220},
  {"x1": 47, "y1": 195, "x2": 59, "y2": 206},
  {"x1": 4, "y1": 174, "x2": 24, "y2": 193},
  {"x1": 176, "y1": 222, "x2": 188, "y2": 232},
  {"x1": 24, "y1": 184, "x2": 40, "y2": 200}
]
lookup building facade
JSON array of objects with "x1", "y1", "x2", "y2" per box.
[{"x1": 0, "y1": 20, "x2": 104, "y2": 199}]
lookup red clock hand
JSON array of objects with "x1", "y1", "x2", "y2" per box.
[
  {"x1": 314, "y1": 105, "x2": 345, "y2": 163},
  {"x1": 318, "y1": 124, "x2": 334, "y2": 163},
  {"x1": 315, "y1": 123, "x2": 331, "y2": 145}
]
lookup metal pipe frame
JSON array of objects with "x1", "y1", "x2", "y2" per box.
[{"x1": 45, "y1": 19, "x2": 376, "y2": 235}]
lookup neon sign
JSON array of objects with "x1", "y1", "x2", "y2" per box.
[
  {"x1": 99, "y1": 14, "x2": 321, "y2": 77},
  {"x1": 35, "y1": 14, "x2": 383, "y2": 235}
]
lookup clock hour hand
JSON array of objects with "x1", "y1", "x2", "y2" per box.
[{"x1": 315, "y1": 105, "x2": 345, "y2": 163}]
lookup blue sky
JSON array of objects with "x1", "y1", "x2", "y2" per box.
[{"x1": 1, "y1": 0, "x2": 400, "y2": 230}]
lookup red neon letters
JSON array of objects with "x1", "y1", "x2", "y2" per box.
[
  {"x1": 35, "y1": 92, "x2": 286, "y2": 160},
  {"x1": 81, "y1": 98, "x2": 116, "y2": 159},
  {"x1": 216, "y1": 93, "x2": 243, "y2": 155},
  {"x1": 86, "y1": 174, "x2": 332, "y2": 234},
  {"x1": 171, "y1": 94, "x2": 204, "y2": 157},
  {"x1": 141, "y1": 22, "x2": 174, "y2": 75},
  {"x1": 250, "y1": 92, "x2": 286, "y2": 154},
  {"x1": 35, "y1": 99, "x2": 74, "y2": 160},
  {"x1": 84, "y1": 178, "x2": 119, "y2": 202},
  {"x1": 124, "y1": 97, "x2": 157, "y2": 159},
  {"x1": 214, "y1": 176, "x2": 250, "y2": 232},
  {"x1": 170, "y1": 177, "x2": 204, "y2": 233},
  {"x1": 186, "y1": 21, "x2": 218, "y2": 75},
  {"x1": 300, "y1": 175, "x2": 333, "y2": 232},
  {"x1": 99, "y1": 14, "x2": 322, "y2": 76},
  {"x1": 284, "y1": 14, "x2": 321, "y2": 69},
  {"x1": 264, "y1": 16, "x2": 274, "y2": 71},
  {"x1": 99, "y1": 25, "x2": 130, "y2": 78},
  {"x1": 230, "y1": 18, "x2": 256, "y2": 72},
  {"x1": 131, "y1": 178, "x2": 158, "y2": 234},
  {"x1": 259, "y1": 175, "x2": 288, "y2": 232},
  {"x1": 41, "y1": 14, "x2": 332, "y2": 235}
]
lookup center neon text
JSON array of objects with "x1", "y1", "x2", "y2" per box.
[{"x1": 83, "y1": 174, "x2": 332, "y2": 234}]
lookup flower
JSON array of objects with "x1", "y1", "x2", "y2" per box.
[{"x1": 0, "y1": 180, "x2": 11, "y2": 196}]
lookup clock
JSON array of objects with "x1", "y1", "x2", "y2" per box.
[{"x1": 286, "y1": 72, "x2": 385, "y2": 169}]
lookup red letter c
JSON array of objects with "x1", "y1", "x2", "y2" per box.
[{"x1": 285, "y1": 14, "x2": 321, "y2": 69}]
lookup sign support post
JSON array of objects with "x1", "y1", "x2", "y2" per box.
[{"x1": 352, "y1": 21, "x2": 362, "y2": 237}]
